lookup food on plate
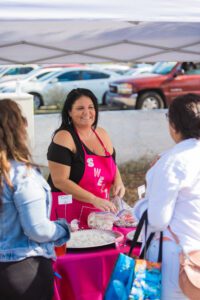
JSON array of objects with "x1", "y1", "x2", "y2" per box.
[
  {"x1": 67, "y1": 229, "x2": 123, "y2": 248},
  {"x1": 87, "y1": 212, "x2": 115, "y2": 230}
]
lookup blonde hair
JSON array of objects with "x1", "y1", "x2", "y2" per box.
[{"x1": 0, "y1": 99, "x2": 32, "y2": 204}]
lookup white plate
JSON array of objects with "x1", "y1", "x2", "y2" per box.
[
  {"x1": 126, "y1": 230, "x2": 143, "y2": 243},
  {"x1": 67, "y1": 229, "x2": 124, "y2": 249}
]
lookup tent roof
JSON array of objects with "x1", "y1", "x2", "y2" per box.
[{"x1": 0, "y1": 0, "x2": 200, "y2": 64}]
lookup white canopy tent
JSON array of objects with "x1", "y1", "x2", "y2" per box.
[
  {"x1": 0, "y1": 0, "x2": 199, "y2": 159},
  {"x1": 0, "y1": 0, "x2": 200, "y2": 64}
]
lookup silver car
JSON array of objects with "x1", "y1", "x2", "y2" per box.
[
  {"x1": 2, "y1": 67, "x2": 122, "y2": 108},
  {"x1": 0, "y1": 66, "x2": 65, "y2": 108},
  {"x1": 0, "y1": 64, "x2": 38, "y2": 82}
]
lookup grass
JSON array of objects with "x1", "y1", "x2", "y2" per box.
[{"x1": 118, "y1": 159, "x2": 149, "y2": 207}]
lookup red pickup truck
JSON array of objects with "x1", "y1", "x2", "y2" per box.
[{"x1": 106, "y1": 62, "x2": 200, "y2": 109}]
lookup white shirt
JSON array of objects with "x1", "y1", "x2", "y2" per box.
[{"x1": 135, "y1": 138, "x2": 200, "y2": 252}]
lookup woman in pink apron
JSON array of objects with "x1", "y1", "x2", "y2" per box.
[{"x1": 47, "y1": 88, "x2": 125, "y2": 227}]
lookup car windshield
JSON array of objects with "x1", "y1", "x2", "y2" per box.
[
  {"x1": 21, "y1": 68, "x2": 42, "y2": 80},
  {"x1": 0, "y1": 67, "x2": 8, "y2": 75},
  {"x1": 152, "y1": 62, "x2": 177, "y2": 75},
  {"x1": 38, "y1": 70, "x2": 61, "y2": 82}
]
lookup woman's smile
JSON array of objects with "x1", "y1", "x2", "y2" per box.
[{"x1": 69, "y1": 96, "x2": 96, "y2": 128}]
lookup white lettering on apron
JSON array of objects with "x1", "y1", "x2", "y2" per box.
[
  {"x1": 97, "y1": 176, "x2": 104, "y2": 186},
  {"x1": 87, "y1": 158, "x2": 94, "y2": 167},
  {"x1": 104, "y1": 188, "x2": 108, "y2": 199},
  {"x1": 101, "y1": 184, "x2": 109, "y2": 199},
  {"x1": 94, "y1": 168, "x2": 101, "y2": 177}
]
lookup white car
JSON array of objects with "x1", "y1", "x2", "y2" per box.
[
  {"x1": 0, "y1": 66, "x2": 65, "y2": 108},
  {"x1": 88, "y1": 63, "x2": 131, "y2": 75},
  {"x1": 3, "y1": 67, "x2": 122, "y2": 108},
  {"x1": 0, "y1": 64, "x2": 38, "y2": 82},
  {"x1": 123, "y1": 63, "x2": 153, "y2": 76}
]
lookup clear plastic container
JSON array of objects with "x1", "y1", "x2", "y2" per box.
[{"x1": 87, "y1": 212, "x2": 115, "y2": 230}]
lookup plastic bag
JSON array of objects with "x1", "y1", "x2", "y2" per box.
[
  {"x1": 87, "y1": 211, "x2": 115, "y2": 230},
  {"x1": 111, "y1": 196, "x2": 137, "y2": 227},
  {"x1": 111, "y1": 196, "x2": 132, "y2": 210},
  {"x1": 114, "y1": 209, "x2": 138, "y2": 227},
  {"x1": 70, "y1": 219, "x2": 79, "y2": 232}
]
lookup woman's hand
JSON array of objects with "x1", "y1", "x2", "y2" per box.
[{"x1": 92, "y1": 197, "x2": 117, "y2": 213}]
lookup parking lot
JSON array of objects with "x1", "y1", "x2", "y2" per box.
[{"x1": 1, "y1": 61, "x2": 200, "y2": 112}]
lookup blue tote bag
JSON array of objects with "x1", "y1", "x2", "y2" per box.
[{"x1": 104, "y1": 210, "x2": 163, "y2": 300}]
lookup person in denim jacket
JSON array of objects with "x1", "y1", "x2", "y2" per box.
[{"x1": 0, "y1": 99, "x2": 70, "y2": 300}]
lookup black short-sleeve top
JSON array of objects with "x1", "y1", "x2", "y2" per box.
[{"x1": 47, "y1": 128, "x2": 116, "y2": 192}]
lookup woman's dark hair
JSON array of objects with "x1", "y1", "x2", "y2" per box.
[
  {"x1": 55, "y1": 88, "x2": 99, "y2": 134},
  {"x1": 168, "y1": 93, "x2": 200, "y2": 139},
  {"x1": 0, "y1": 99, "x2": 32, "y2": 207}
]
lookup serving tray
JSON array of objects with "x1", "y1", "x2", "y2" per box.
[{"x1": 67, "y1": 229, "x2": 124, "y2": 249}]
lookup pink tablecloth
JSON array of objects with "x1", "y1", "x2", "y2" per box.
[{"x1": 53, "y1": 227, "x2": 140, "y2": 300}]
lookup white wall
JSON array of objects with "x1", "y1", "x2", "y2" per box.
[{"x1": 33, "y1": 109, "x2": 174, "y2": 166}]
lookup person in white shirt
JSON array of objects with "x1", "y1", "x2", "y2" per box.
[{"x1": 134, "y1": 93, "x2": 200, "y2": 300}]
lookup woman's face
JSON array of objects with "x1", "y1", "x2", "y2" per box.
[{"x1": 69, "y1": 96, "x2": 96, "y2": 128}]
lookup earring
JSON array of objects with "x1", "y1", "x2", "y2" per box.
[{"x1": 68, "y1": 116, "x2": 71, "y2": 125}]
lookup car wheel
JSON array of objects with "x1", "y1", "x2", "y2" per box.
[
  {"x1": 136, "y1": 92, "x2": 164, "y2": 110},
  {"x1": 31, "y1": 94, "x2": 43, "y2": 109}
]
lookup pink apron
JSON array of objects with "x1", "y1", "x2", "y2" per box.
[{"x1": 50, "y1": 130, "x2": 116, "y2": 228}]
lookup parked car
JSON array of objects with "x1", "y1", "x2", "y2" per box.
[
  {"x1": 124, "y1": 63, "x2": 154, "y2": 76},
  {"x1": 88, "y1": 63, "x2": 131, "y2": 75},
  {"x1": 0, "y1": 66, "x2": 67, "y2": 108},
  {"x1": 43, "y1": 64, "x2": 85, "y2": 68},
  {"x1": 3, "y1": 67, "x2": 122, "y2": 108},
  {"x1": 106, "y1": 61, "x2": 200, "y2": 109},
  {"x1": 0, "y1": 64, "x2": 38, "y2": 82}
]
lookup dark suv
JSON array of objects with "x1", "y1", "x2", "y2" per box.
[{"x1": 106, "y1": 62, "x2": 200, "y2": 109}]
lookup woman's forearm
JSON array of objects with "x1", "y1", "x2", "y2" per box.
[
  {"x1": 53, "y1": 179, "x2": 117, "y2": 212},
  {"x1": 112, "y1": 167, "x2": 125, "y2": 197},
  {"x1": 53, "y1": 179, "x2": 97, "y2": 204},
  {"x1": 114, "y1": 167, "x2": 123, "y2": 184},
  {"x1": 14, "y1": 175, "x2": 70, "y2": 243}
]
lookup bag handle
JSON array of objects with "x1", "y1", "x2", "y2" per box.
[
  {"x1": 140, "y1": 231, "x2": 163, "y2": 263},
  {"x1": 140, "y1": 211, "x2": 163, "y2": 263},
  {"x1": 128, "y1": 210, "x2": 163, "y2": 263},
  {"x1": 128, "y1": 210, "x2": 149, "y2": 256}
]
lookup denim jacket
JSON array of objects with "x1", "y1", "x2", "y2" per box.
[{"x1": 0, "y1": 161, "x2": 70, "y2": 262}]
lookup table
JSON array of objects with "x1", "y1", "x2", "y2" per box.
[
  {"x1": 53, "y1": 227, "x2": 140, "y2": 300},
  {"x1": 50, "y1": 193, "x2": 140, "y2": 300}
]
